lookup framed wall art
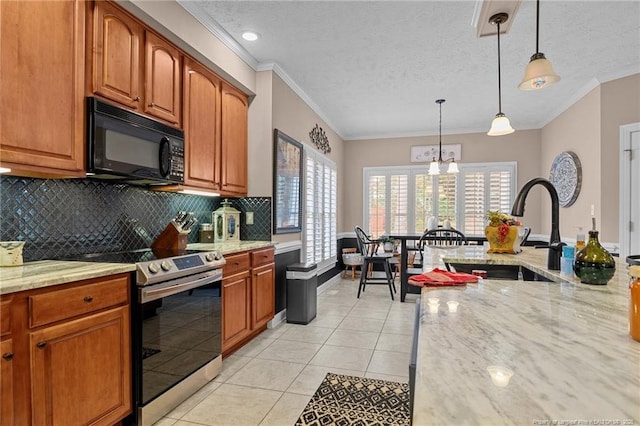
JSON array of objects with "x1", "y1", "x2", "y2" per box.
[
  {"x1": 410, "y1": 144, "x2": 461, "y2": 163},
  {"x1": 273, "y1": 129, "x2": 303, "y2": 234}
]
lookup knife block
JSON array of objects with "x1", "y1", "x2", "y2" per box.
[{"x1": 151, "y1": 222, "x2": 187, "y2": 251}]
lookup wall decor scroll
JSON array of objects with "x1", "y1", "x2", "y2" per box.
[
  {"x1": 273, "y1": 129, "x2": 303, "y2": 234},
  {"x1": 410, "y1": 144, "x2": 461, "y2": 163},
  {"x1": 549, "y1": 151, "x2": 582, "y2": 208},
  {"x1": 309, "y1": 124, "x2": 331, "y2": 154}
]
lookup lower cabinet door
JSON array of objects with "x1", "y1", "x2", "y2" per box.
[
  {"x1": 1, "y1": 339, "x2": 14, "y2": 426},
  {"x1": 222, "y1": 273, "x2": 251, "y2": 351},
  {"x1": 251, "y1": 263, "x2": 275, "y2": 330},
  {"x1": 29, "y1": 306, "x2": 131, "y2": 426}
]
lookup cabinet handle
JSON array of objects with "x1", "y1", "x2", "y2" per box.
[
  {"x1": 134, "y1": 96, "x2": 141, "y2": 102},
  {"x1": 2, "y1": 352, "x2": 13, "y2": 360},
  {"x1": 84, "y1": 296, "x2": 93, "y2": 303},
  {"x1": 36, "y1": 342, "x2": 47, "y2": 349},
  {"x1": 234, "y1": 262, "x2": 240, "y2": 266},
  {"x1": 148, "y1": 102, "x2": 155, "y2": 107}
]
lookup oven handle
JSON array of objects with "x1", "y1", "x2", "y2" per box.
[{"x1": 140, "y1": 269, "x2": 222, "y2": 303}]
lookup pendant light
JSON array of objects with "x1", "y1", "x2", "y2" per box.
[
  {"x1": 519, "y1": 0, "x2": 560, "y2": 90},
  {"x1": 487, "y1": 13, "x2": 515, "y2": 136},
  {"x1": 428, "y1": 99, "x2": 459, "y2": 175}
]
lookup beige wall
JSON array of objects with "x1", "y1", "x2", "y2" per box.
[
  {"x1": 247, "y1": 71, "x2": 274, "y2": 197},
  {"x1": 600, "y1": 74, "x2": 640, "y2": 240},
  {"x1": 540, "y1": 73, "x2": 640, "y2": 244},
  {"x1": 540, "y1": 87, "x2": 602, "y2": 242},
  {"x1": 271, "y1": 73, "x2": 345, "y2": 243},
  {"x1": 342, "y1": 130, "x2": 543, "y2": 234}
]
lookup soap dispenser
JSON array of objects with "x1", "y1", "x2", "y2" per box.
[{"x1": 573, "y1": 218, "x2": 615, "y2": 285}]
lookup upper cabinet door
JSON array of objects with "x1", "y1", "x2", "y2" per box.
[
  {"x1": 183, "y1": 58, "x2": 221, "y2": 190},
  {"x1": 92, "y1": 0, "x2": 142, "y2": 110},
  {"x1": 144, "y1": 31, "x2": 181, "y2": 126},
  {"x1": 0, "y1": 0, "x2": 85, "y2": 176},
  {"x1": 220, "y1": 83, "x2": 249, "y2": 196}
]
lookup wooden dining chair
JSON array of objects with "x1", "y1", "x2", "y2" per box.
[
  {"x1": 354, "y1": 226, "x2": 396, "y2": 300},
  {"x1": 408, "y1": 228, "x2": 467, "y2": 279}
]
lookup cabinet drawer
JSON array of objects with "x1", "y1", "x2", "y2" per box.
[
  {"x1": 251, "y1": 248, "x2": 274, "y2": 268},
  {"x1": 29, "y1": 275, "x2": 129, "y2": 328},
  {"x1": 1, "y1": 297, "x2": 12, "y2": 337},
  {"x1": 223, "y1": 252, "x2": 250, "y2": 277}
]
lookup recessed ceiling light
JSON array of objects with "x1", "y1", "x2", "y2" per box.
[{"x1": 242, "y1": 31, "x2": 259, "y2": 41}]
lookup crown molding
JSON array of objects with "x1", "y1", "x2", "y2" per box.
[
  {"x1": 176, "y1": 0, "x2": 258, "y2": 70},
  {"x1": 258, "y1": 62, "x2": 346, "y2": 140}
]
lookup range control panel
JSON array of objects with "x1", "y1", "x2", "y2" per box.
[{"x1": 137, "y1": 251, "x2": 225, "y2": 286}]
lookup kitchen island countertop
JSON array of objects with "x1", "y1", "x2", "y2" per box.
[{"x1": 413, "y1": 246, "x2": 639, "y2": 424}]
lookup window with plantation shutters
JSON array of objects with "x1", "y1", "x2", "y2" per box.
[
  {"x1": 303, "y1": 149, "x2": 337, "y2": 268},
  {"x1": 460, "y1": 164, "x2": 516, "y2": 236},
  {"x1": 364, "y1": 162, "x2": 516, "y2": 237}
]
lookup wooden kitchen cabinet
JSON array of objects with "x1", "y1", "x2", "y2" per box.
[
  {"x1": 144, "y1": 31, "x2": 181, "y2": 125},
  {"x1": 1, "y1": 339, "x2": 14, "y2": 426},
  {"x1": 220, "y1": 82, "x2": 249, "y2": 196},
  {"x1": 89, "y1": 1, "x2": 181, "y2": 126},
  {"x1": 1, "y1": 297, "x2": 14, "y2": 426},
  {"x1": 2, "y1": 273, "x2": 131, "y2": 425},
  {"x1": 0, "y1": 0, "x2": 85, "y2": 177},
  {"x1": 30, "y1": 306, "x2": 130, "y2": 426},
  {"x1": 222, "y1": 271, "x2": 252, "y2": 351},
  {"x1": 222, "y1": 248, "x2": 275, "y2": 354},
  {"x1": 90, "y1": 0, "x2": 143, "y2": 110},
  {"x1": 251, "y1": 249, "x2": 276, "y2": 330},
  {"x1": 183, "y1": 57, "x2": 222, "y2": 190}
]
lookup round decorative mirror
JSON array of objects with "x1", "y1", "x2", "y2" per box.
[{"x1": 549, "y1": 151, "x2": 582, "y2": 207}]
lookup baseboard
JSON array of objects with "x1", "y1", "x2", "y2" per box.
[
  {"x1": 317, "y1": 273, "x2": 342, "y2": 295},
  {"x1": 268, "y1": 309, "x2": 287, "y2": 329}
]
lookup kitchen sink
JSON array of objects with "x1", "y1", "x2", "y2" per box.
[{"x1": 447, "y1": 263, "x2": 554, "y2": 282}]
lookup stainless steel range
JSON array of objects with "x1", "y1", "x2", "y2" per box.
[{"x1": 70, "y1": 249, "x2": 225, "y2": 426}]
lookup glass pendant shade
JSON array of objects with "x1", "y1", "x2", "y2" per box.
[
  {"x1": 447, "y1": 161, "x2": 459, "y2": 174},
  {"x1": 518, "y1": 53, "x2": 560, "y2": 90},
  {"x1": 428, "y1": 159, "x2": 440, "y2": 175},
  {"x1": 487, "y1": 113, "x2": 515, "y2": 136}
]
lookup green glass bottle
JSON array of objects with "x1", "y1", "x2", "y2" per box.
[{"x1": 573, "y1": 230, "x2": 616, "y2": 285}]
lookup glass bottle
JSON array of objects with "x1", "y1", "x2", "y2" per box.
[
  {"x1": 573, "y1": 230, "x2": 616, "y2": 285},
  {"x1": 628, "y1": 256, "x2": 640, "y2": 342}
]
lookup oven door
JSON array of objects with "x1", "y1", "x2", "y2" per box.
[{"x1": 134, "y1": 269, "x2": 222, "y2": 411}]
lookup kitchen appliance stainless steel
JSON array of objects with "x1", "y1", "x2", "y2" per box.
[
  {"x1": 68, "y1": 248, "x2": 225, "y2": 426},
  {"x1": 86, "y1": 97, "x2": 185, "y2": 185}
]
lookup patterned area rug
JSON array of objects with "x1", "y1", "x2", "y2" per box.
[{"x1": 296, "y1": 373, "x2": 411, "y2": 426}]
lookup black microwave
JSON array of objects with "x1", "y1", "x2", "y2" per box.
[{"x1": 86, "y1": 97, "x2": 185, "y2": 185}]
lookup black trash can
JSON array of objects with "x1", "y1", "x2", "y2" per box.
[{"x1": 286, "y1": 263, "x2": 318, "y2": 324}]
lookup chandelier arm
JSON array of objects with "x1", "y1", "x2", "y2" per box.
[
  {"x1": 438, "y1": 101, "x2": 443, "y2": 162},
  {"x1": 497, "y1": 19, "x2": 503, "y2": 114},
  {"x1": 535, "y1": 0, "x2": 540, "y2": 54}
]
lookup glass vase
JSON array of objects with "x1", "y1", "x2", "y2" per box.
[{"x1": 573, "y1": 230, "x2": 616, "y2": 285}]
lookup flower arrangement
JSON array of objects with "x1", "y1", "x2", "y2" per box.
[{"x1": 485, "y1": 211, "x2": 522, "y2": 244}]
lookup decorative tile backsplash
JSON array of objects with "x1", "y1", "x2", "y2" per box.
[{"x1": 0, "y1": 177, "x2": 271, "y2": 261}]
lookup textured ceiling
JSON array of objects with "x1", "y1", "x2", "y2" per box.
[{"x1": 179, "y1": 1, "x2": 640, "y2": 140}]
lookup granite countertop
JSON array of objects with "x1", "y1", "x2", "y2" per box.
[
  {"x1": 0, "y1": 240, "x2": 274, "y2": 295},
  {"x1": 412, "y1": 246, "x2": 639, "y2": 424},
  {"x1": 0, "y1": 261, "x2": 137, "y2": 295},
  {"x1": 187, "y1": 240, "x2": 274, "y2": 254}
]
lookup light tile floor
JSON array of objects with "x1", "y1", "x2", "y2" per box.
[{"x1": 155, "y1": 276, "x2": 420, "y2": 426}]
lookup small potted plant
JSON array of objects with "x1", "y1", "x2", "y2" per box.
[{"x1": 379, "y1": 236, "x2": 395, "y2": 253}]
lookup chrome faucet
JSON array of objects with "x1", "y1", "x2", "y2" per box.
[{"x1": 511, "y1": 178, "x2": 565, "y2": 270}]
